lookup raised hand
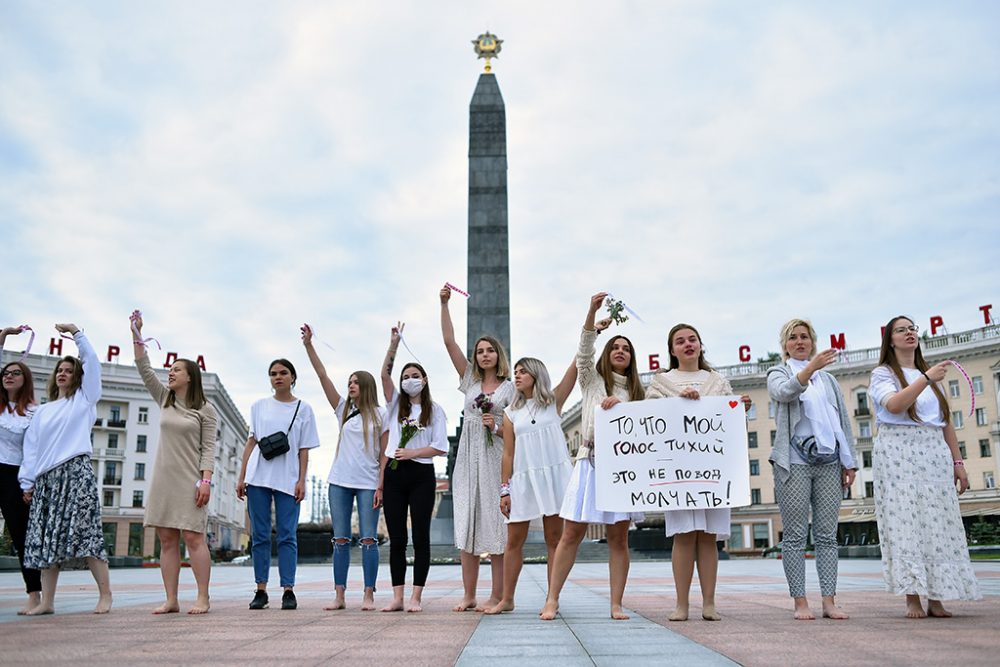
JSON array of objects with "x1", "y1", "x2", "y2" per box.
[
  {"x1": 391, "y1": 322, "x2": 405, "y2": 346},
  {"x1": 54, "y1": 323, "x2": 79, "y2": 335},
  {"x1": 809, "y1": 349, "x2": 839, "y2": 372},
  {"x1": 926, "y1": 361, "x2": 950, "y2": 383},
  {"x1": 589, "y1": 292, "x2": 609, "y2": 314},
  {"x1": 440, "y1": 285, "x2": 452, "y2": 303},
  {"x1": 301, "y1": 324, "x2": 313, "y2": 346}
]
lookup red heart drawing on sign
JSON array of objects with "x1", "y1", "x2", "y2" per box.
[{"x1": 728, "y1": 400, "x2": 739, "y2": 409}]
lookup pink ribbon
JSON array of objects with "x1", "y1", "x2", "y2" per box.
[
  {"x1": 16, "y1": 325, "x2": 34, "y2": 361},
  {"x1": 446, "y1": 282, "x2": 470, "y2": 298},
  {"x1": 129, "y1": 310, "x2": 162, "y2": 350},
  {"x1": 949, "y1": 360, "x2": 975, "y2": 418}
]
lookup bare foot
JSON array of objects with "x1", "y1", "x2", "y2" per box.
[
  {"x1": 381, "y1": 599, "x2": 404, "y2": 612},
  {"x1": 94, "y1": 593, "x2": 113, "y2": 614},
  {"x1": 483, "y1": 600, "x2": 514, "y2": 615},
  {"x1": 24, "y1": 604, "x2": 54, "y2": 616},
  {"x1": 611, "y1": 605, "x2": 630, "y2": 620},
  {"x1": 927, "y1": 600, "x2": 952, "y2": 618},
  {"x1": 18, "y1": 593, "x2": 41, "y2": 615},
  {"x1": 152, "y1": 601, "x2": 180, "y2": 615},
  {"x1": 406, "y1": 599, "x2": 423, "y2": 613},
  {"x1": 905, "y1": 599, "x2": 927, "y2": 619},
  {"x1": 361, "y1": 594, "x2": 376, "y2": 611},
  {"x1": 539, "y1": 599, "x2": 559, "y2": 621},
  {"x1": 187, "y1": 598, "x2": 210, "y2": 615},
  {"x1": 452, "y1": 598, "x2": 477, "y2": 612},
  {"x1": 475, "y1": 597, "x2": 500, "y2": 612},
  {"x1": 822, "y1": 605, "x2": 849, "y2": 620},
  {"x1": 793, "y1": 601, "x2": 815, "y2": 620},
  {"x1": 701, "y1": 606, "x2": 722, "y2": 621},
  {"x1": 668, "y1": 605, "x2": 688, "y2": 622},
  {"x1": 324, "y1": 598, "x2": 346, "y2": 611}
]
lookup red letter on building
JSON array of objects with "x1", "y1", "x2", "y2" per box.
[
  {"x1": 107, "y1": 345, "x2": 120, "y2": 362},
  {"x1": 980, "y1": 304, "x2": 993, "y2": 325},
  {"x1": 829, "y1": 333, "x2": 846, "y2": 350},
  {"x1": 196, "y1": 355, "x2": 206, "y2": 371},
  {"x1": 48, "y1": 338, "x2": 63, "y2": 355},
  {"x1": 930, "y1": 315, "x2": 944, "y2": 335},
  {"x1": 738, "y1": 345, "x2": 751, "y2": 362},
  {"x1": 163, "y1": 352, "x2": 178, "y2": 369},
  {"x1": 648, "y1": 354, "x2": 660, "y2": 371}
]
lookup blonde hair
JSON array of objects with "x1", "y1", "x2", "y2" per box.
[
  {"x1": 510, "y1": 357, "x2": 555, "y2": 409},
  {"x1": 471, "y1": 336, "x2": 511, "y2": 381},
  {"x1": 779, "y1": 319, "x2": 818, "y2": 360},
  {"x1": 47, "y1": 356, "x2": 83, "y2": 401},
  {"x1": 337, "y1": 371, "x2": 382, "y2": 457}
]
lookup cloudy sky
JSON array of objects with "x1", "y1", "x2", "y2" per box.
[{"x1": 2, "y1": 1, "x2": 998, "y2": 488}]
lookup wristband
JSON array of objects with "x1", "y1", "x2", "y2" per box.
[
  {"x1": 196, "y1": 479, "x2": 214, "y2": 488},
  {"x1": 953, "y1": 460, "x2": 964, "y2": 467},
  {"x1": 499, "y1": 482, "x2": 510, "y2": 498}
]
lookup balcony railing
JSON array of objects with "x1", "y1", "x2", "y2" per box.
[
  {"x1": 102, "y1": 476, "x2": 122, "y2": 486},
  {"x1": 854, "y1": 406, "x2": 870, "y2": 417},
  {"x1": 106, "y1": 419, "x2": 127, "y2": 429},
  {"x1": 94, "y1": 418, "x2": 103, "y2": 427}
]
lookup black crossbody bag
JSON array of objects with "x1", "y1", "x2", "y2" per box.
[{"x1": 257, "y1": 400, "x2": 302, "y2": 461}]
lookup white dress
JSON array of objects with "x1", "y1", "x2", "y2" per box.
[
  {"x1": 645, "y1": 369, "x2": 732, "y2": 539},
  {"x1": 504, "y1": 400, "x2": 573, "y2": 523}
]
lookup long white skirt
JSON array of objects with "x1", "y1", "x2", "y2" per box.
[{"x1": 559, "y1": 459, "x2": 644, "y2": 525}]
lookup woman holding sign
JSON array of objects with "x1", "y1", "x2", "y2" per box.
[
  {"x1": 484, "y1": 357, "x2": 577, "y2": 615},
  {"x1": 541, "y1": 293, "x2": 645, "y2": 621},
  {"x1": 645, "y1": 323, "x2": 750, "y2": 622},
  {"x1": 868, "y1": 316, "x2": 980, "y2": 618},
  {"x1": 767, "y1": 318, "x2": 857, "y2": 620}
]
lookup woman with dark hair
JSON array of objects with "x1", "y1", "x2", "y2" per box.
[
  {"x1": 485, "y1": 355, "x2": 577, "y2": 616},
  {"x1": 132, "y1": 314, "x2": 218, "y2": 615},
  {"x1": 237, "y1": 358, "x2": 320, "y2": 611},
  {"x1": 768, "y1": 318, "x2": 857, "y2": 620},
  {"x1": 645, "y1": 323, "x2": 750, "y2": 622},
  {"x1": 0, "y1": 326, "x2": 41, "y2": 613},
  {"x1": 440, "y1": 284, "x2": 515, "y2": 612},
  {"x1": 380, "y1": 323, "x2": 448, "y2": 613},
  {"x1": 541, "y1": 293, "x2": 646, "y2": 621},
  {"x1": 301, "y1": 324, "x2": 388, "y2": 611},
  {"x1": 868, "y1": 316, "x2": 980, "y2": 618},
  {"x1": 18, "y1": 323, "x2": 112, "y2": 615}
]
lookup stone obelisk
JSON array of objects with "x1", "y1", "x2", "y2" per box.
[{"x1": 466, "y1": 32, "x2": 510, "y2": 358}]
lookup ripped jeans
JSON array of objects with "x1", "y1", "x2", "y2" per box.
[{"x1": 329, "y1": 483, "x2": 380, "y2": 589}]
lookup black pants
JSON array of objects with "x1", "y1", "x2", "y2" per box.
[
  {"x1": 0, "y1": 463, "x2": 41, "y2": 593},
  {"x1": 382, "y1": 460, "x2": 435, "y2": 587}
]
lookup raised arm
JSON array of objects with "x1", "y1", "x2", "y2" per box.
[
  {"x1": 301, "y1": 324, "x2": 341, "y2": 410},
  {"x1": 56, "y1": 324, "x2": 101, "y2": 404},
  {"x1": 130, "y1": 314, "x2": 168, "y2": 404},
  {"x1": 0, "y1": 325, "x2": 25, "y2": 352},
  {"x1": 554, "y1": 358, "x2": 579, "y2": 414},
  {"x1": 440, "y1": 285, "x2": 469, "y2": 378},
  {"x1": 381, "y1": 323, "x2": 403, "y2": 403},
  {"x1": 131, "y1": 311, "x2": 148, "y2": 362}
]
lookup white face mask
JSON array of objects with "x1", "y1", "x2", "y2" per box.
[{"x1": 401, "y1": 378, "x2": 425, "y2": 397}]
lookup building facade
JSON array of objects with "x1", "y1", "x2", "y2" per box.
[
  {"x1": 1, "y1": 348, "x2": 249, "y2": 558},
  {"x1": 562, "y1": 324, "x2": 1000, "y2": 553}
]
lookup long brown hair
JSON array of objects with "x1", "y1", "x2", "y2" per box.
[
  {"x1": 397, "y1": 362, "x2": 433, "y2": 428},
  {"x1": 338, "y1": 371, "x2": 382, "y2": 456},
  {"x1": 47, "y1": 356, "x2": 83, "y2": 401},
  {"x1": 471, "y1": 335, "x2": 511, "y2": 381},
  {"x1": 164, "y1": 359, "x2": 208, "y2": 409},
  {"x1": 666, "y1": 323, "x2": 713, "y2": 371},
  {"x1": 877, "y1": 315, "x2": 949, "y2": 424},
  {"x1": 1, "y1": 361, "x2": 35, "y2": 416},
  {"x1": 596, "y1": 335, "x2": 645, "y2": 401}
]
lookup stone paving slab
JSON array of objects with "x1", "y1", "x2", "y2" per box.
[{"x1": 0, "y1": 559, "x2": 998, "y2": 665}]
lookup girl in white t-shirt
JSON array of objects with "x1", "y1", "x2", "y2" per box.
[
  {"x1": 301, "y1": 325, "x2": 388, "y2": 612},
  {"x1": 237, "y1": 359, "x2": 320, "y2": 611}
]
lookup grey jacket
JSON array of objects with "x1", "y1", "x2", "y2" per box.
[{"x1": 766, "y1": 362, "x2": 858, "y2": 483}]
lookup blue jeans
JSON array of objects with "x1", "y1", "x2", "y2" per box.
[
  {"x1": 329, "y1": 483, "x2": 380, "y2": 589},
  {"x1": 247, "y1": 484, "x2": 300, "y2": 588}
]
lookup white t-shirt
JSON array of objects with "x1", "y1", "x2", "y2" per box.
[
  {"x1": 0, "y1": 404, "x2": 34, "y2": 466},
  {"x1": 246, "y1": 397, "x2": 321, "y2": 496},
  {"x1": 385, "y1": 390, "x2": 448, "y2": 465},
  {"x1": 868, "y1": 365, "x2": 946, "y2": 427},
  {"x1": 328, "y1": 398, "x2": 388, "y2": 490}
]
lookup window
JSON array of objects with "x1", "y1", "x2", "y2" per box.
[
  {"x1": 976, "y1": 408, "x2": 987, "y2": 427},
  {"x1": 103, "y1": 490, "x2": 114, "y2": 506},
  {"x1": 136, "y1": 435, "x2": 147, "y2": 453},
  {"x1": 972, "y1": 376, "x2": 984, "y2": 395},
  {"x1": 858, "y1": 421, "x2": 871, "y2": 438},
  {"x1": 102, "y1": 523, "x2": 117, "y2": 556},
  {"x1": 138, "y1": 407, "x2": 149, "y2": 424},
  {"x1": 980, "y1": 439, "x2": 991, "y2": 458},
  {"x1": 986, "y1": 472, "x2": 996, "y2": 489},
  {"x1": 128, "y1": 523, "x2": 143, "y2": 557},
  {"x1": 747, "y1": 432, "x2": 758, "y2": 449},
  {"x1": 949, "y1": 380, "x2": 960, "y2": 398},
  {"x1": 862, "y1": 451, "x2": 873, "y2": 468},
  {"x1": 110, "y1": 406, "x2": 121, "y2": 422},
  {"x1": 953, "y1": 412, "x2": 964, "y2": 429},
  {"x1": 132, "y1": 491, "x2": 144, "y2": 508},
  {"x1": 104, "y1": 461, "x2": 117, "y2": 480},
  {"x1": 856, "y1": 390, "x2": 868, "y2": 412},
  {"x1": 770, "y1": 430, "x2": 777, "y2": 446},
  {"x1": 749, "y1": 459, "x2": 760, "y2": 476},
  {"x1": 865, "y1": 481, "x2": 874, "y2": 497},
  {"x1": 959, "y1": 442, "x2": 967, "y2": 459},
  {"x1": 768, "y1": 401, "x2": 775, "y2": 419},
  {"x1": 746, "y1": 404, "x2": 757, "y2": 420},
  {"x1": 135, "y1": 463, "x2": 145, "y2": 480},
  {"x1": 729, "y1": 525, "x2": 744, "y2": 550},
  {"x1": 751, "y1": 489, "x2": 762, "y2": 505},
  {"x1": 107, "y1": 433, "x2": 118, "y2": 449},
  {"x1": 752, "y1": 523, "x2": 769, "y2": 548}
]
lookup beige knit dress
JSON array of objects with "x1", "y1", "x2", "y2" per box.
[{"x1": 138, "y1": 356, "x2": 218, "y2": 533}]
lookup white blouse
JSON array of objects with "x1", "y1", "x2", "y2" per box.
[{"x1": 868, "y1": 365, "x2": 946, "y2": 427}]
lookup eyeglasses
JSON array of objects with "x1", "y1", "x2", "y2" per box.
[
  {"x1": 2, "y1": 370, "x2": 23, "y2": 378},
  {"x1": 892, "y1": 325, "x2": 920, "y2": 335}
]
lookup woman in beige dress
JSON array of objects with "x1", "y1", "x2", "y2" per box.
[{"x1": 133, "y1": 314, "x2": 218, "y2": 614}]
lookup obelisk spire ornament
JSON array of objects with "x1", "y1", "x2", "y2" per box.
[{"x1": 472, "y1": 32, "x2": 503, "y2": 73}]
